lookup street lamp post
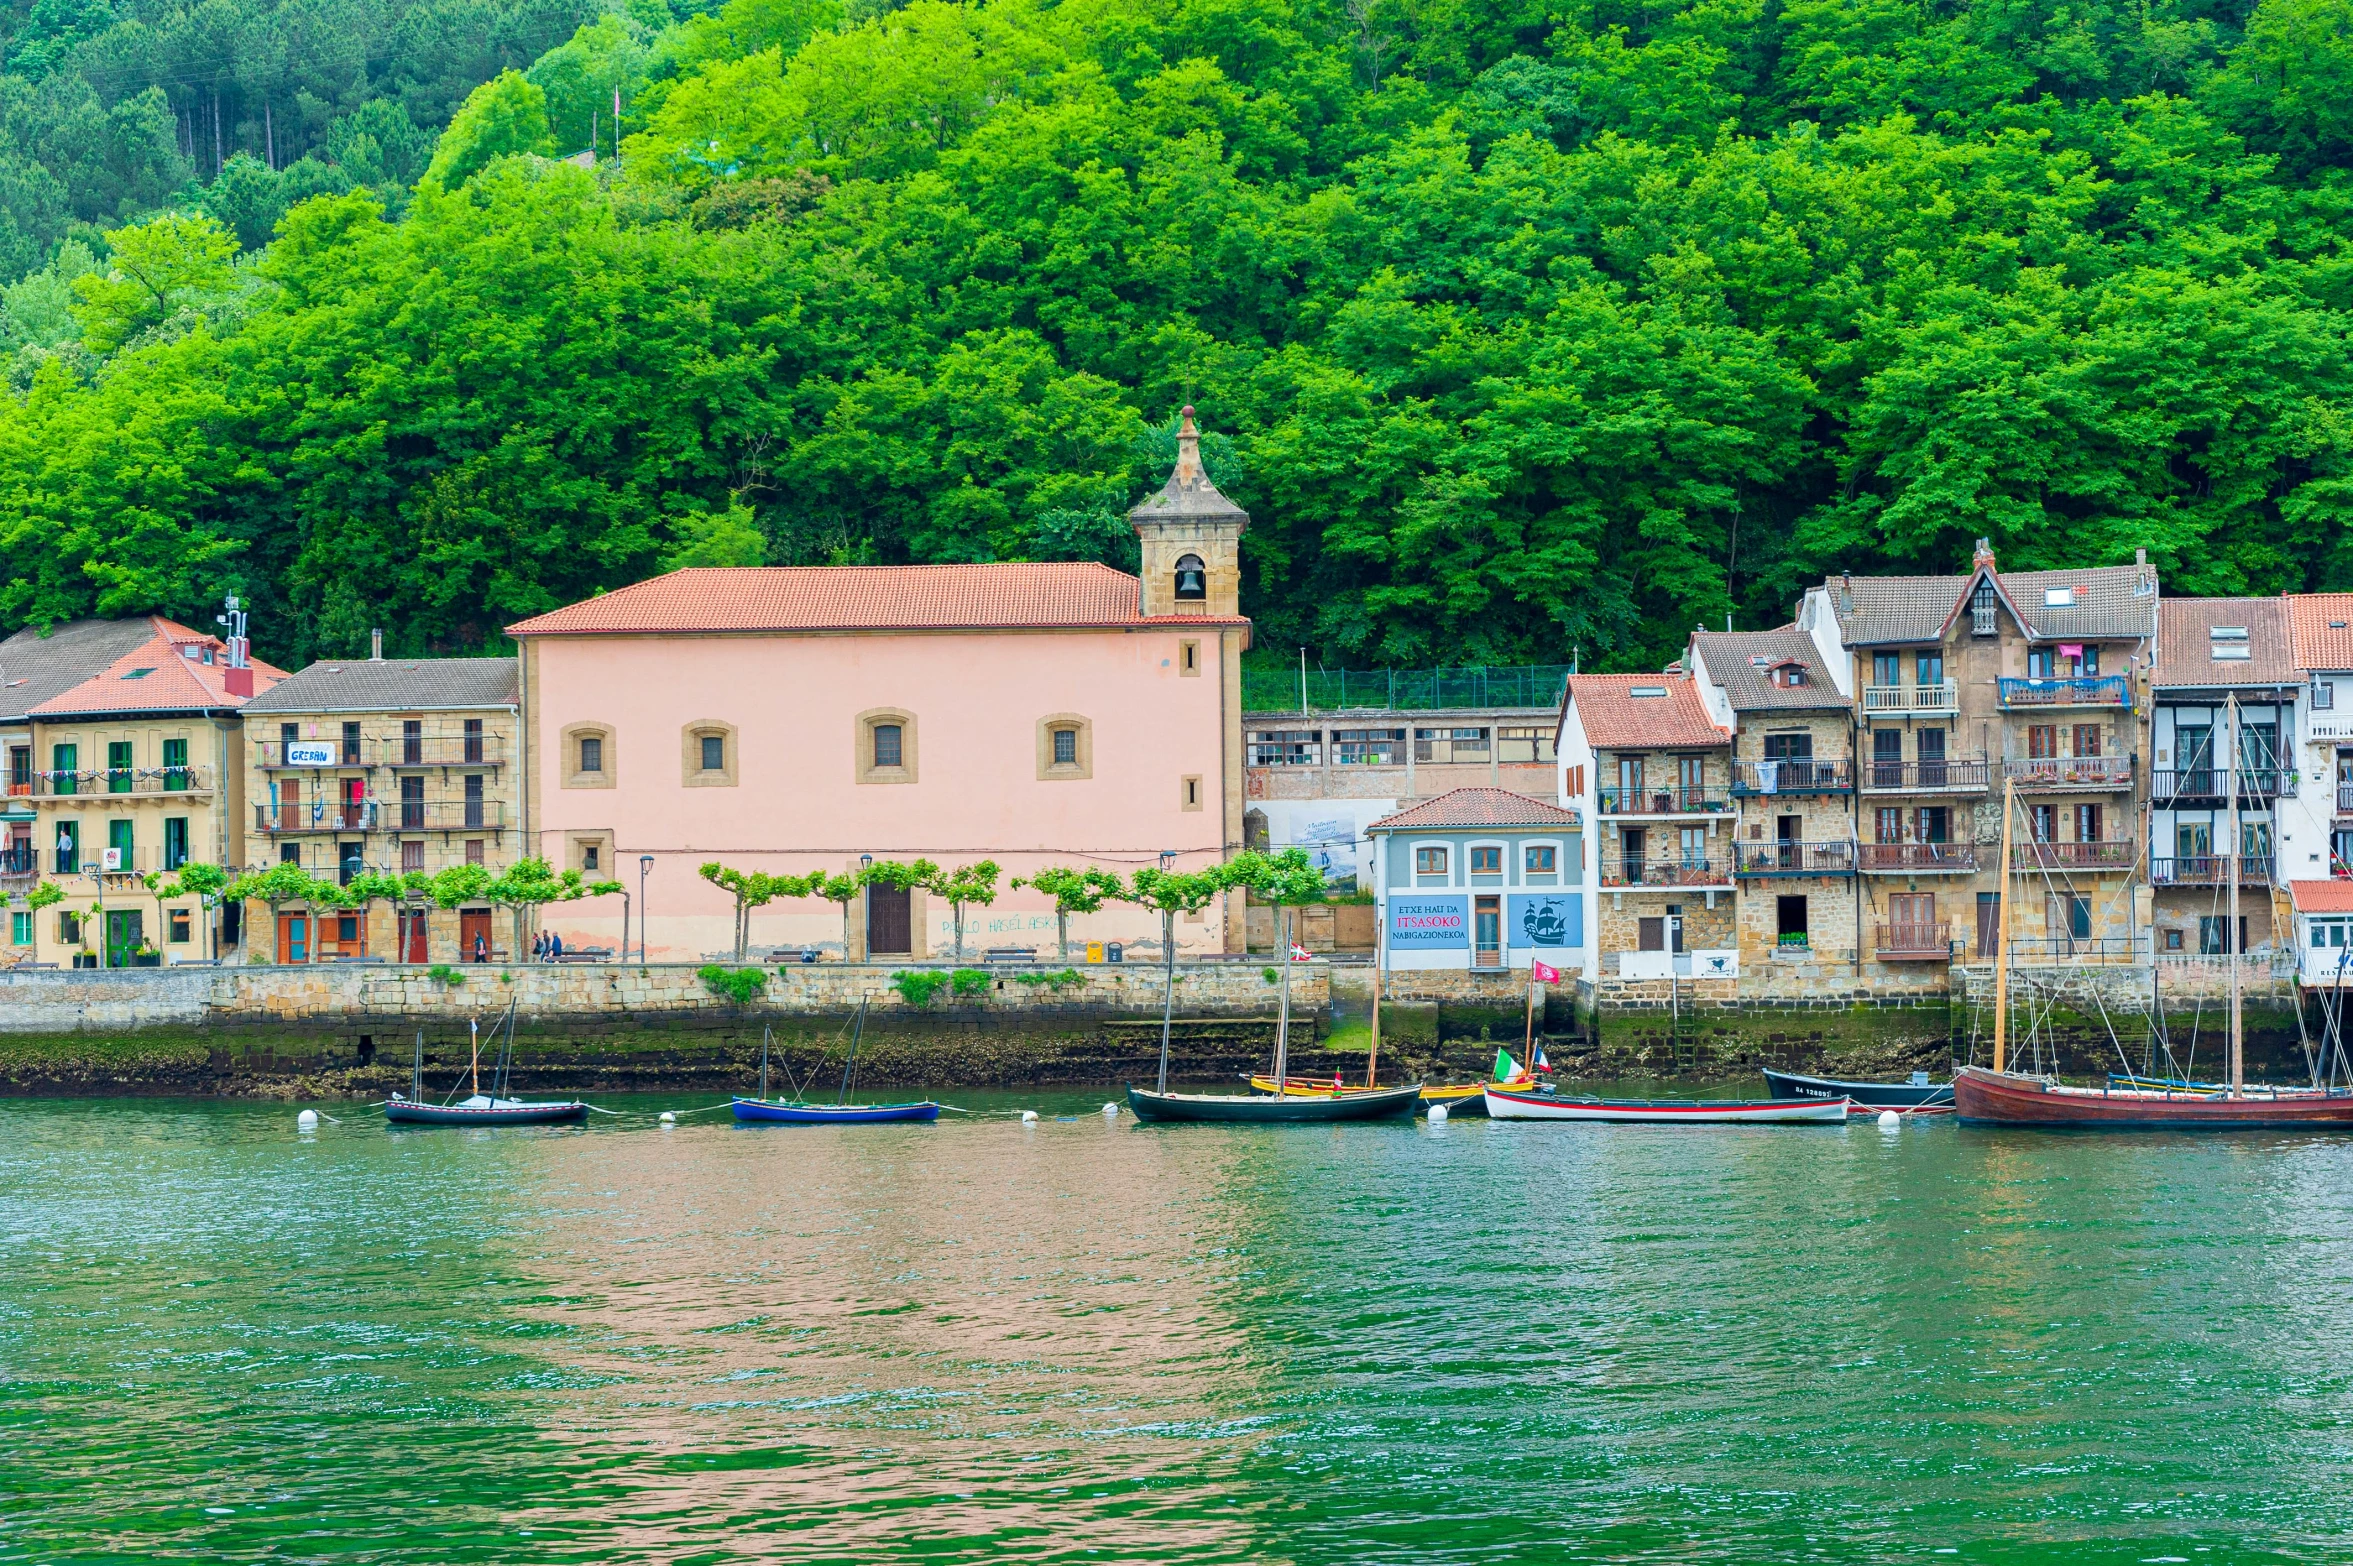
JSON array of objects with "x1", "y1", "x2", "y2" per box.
[{"x1": 638, "y1": 854, "x2": 654, "y2": 964}]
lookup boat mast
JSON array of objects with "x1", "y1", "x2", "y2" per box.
[
  {"x1": 1993, "y1": 776, "x2": 2015, "y2": 1073},
  {"x1": 469, "y1": 1016, "x2": 480, "y2": 1096},
  {"x1": 1367, "y1": 899, "x2": 1383, "y2": 1090},
  {"x1": 1273, "y1": 902, "x2": 1291, "y2": 1090},
  {"x1": 2229, "y1": 691, "x2": 2243, "y2": 1098}
]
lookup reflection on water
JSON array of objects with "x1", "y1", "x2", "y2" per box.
[{"x1": 6, "y1": 1095, "x2": 2353, "y2": 1563}]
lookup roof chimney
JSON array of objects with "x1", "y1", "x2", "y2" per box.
[
  {"x1": 1972, "y1": 537, "x2": 1997, "y2": 571},
  {"x1": 1838, "y1": 571, "x2": 1854, "y2": 615},
  {"x1": 2136, "y1": 548, "x2": 2147, "y2": 566},
  {"x1": 370, "y1": 628, "x2": 383, "y2": 661}
]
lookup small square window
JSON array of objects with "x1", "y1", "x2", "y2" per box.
[
  {"x1": 1469, "y1": 846, "x2": 1501, "y2": 874},
  {"x1": 466, "y1": 839, "x2": 485, "y2": 866},
  {"x1": 582, "y1": 843, "x2": 600, "y2": 871},
  {"x1": 1526, "y1": 845, "x2": 1556, "y2": 874},
  {"x1": 169, "y1": 909, "x2": 191, "y2": 943},
  {"x1": 700, "y1": 734, "x2": 725, "y2": 771},
  {"x1": 1416, "y1": 847, "x2": 1448, "y2": 876},
  {"x1": 874, "y1": 724, "x2": 903, "y2": 769},
  {"x1": 2168, "y1": 928, "x2": 2185, "y2": 951},
  {"x1": 1052, "y1": 727, "x2": 1078, "y2": 766},
  {"x1": 579, "y1": 736, "x2": 603, "y2": 773}
]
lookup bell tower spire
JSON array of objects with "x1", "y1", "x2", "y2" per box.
[{"x1": 1130, "y1": 406, "x2": 1246, "y2": 618}]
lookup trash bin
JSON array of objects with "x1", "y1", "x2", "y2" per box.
[
  {"x1": 1086, "y1": 940, "x2": 1105, "y2": 964},
  {"x1": 1106, "y1": 941, "x2": 1124, "y2": 964}
]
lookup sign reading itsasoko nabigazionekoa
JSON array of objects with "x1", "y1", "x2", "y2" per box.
[{"x1": 1387, "y1": 896, "x2": 1468, "y2": 947}]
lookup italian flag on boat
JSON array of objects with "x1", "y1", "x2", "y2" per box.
[{"x1": 1494, "y1": 1048, "x2": 1528, "y2": 1083}]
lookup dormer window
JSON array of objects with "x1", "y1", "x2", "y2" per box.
[
  {"x1": 1173, "y1": 553, "x2": 1207, "y2": 601},
  {"x1": 1972, "y1": 580, "x2": 1997, "y2": 635}
]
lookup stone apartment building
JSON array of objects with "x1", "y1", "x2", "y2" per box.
[
  {"x1": 1556, "y1": 671, "x2": 1735, "y2": 985},
  {"x1": 1802, "y1": 541, "x2": 2158, "y2": 971},
  {"x1": 238, "y1": 651, "x2": 522, "y2": 962},
  {"x1": 2286, "y1": 595, "x2": 2353, "y2": 887},
  {"x1": 1685, "y1": 627, "x2": 1875, "y2": 983},
  {"x1": 2146, "y1": 597, "x2": 2297, "y2": 959},
  {"x1": 10, "y1": 616, "x2": 280, "y2": 967}
]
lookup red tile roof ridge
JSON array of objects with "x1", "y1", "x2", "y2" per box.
[
  {"x1": 2289, "y1": 879, "x2": 2353, "y2": 914},
  {"x1": 506, "y1": 563, "x2": 1250, "y2": 636},
  {"x1": 1368, "y1": 786, "x2": 1581, "y2": 832},
  {"x1": 30, "y1": 625, "x2": 287, "y2": 715},
  {"x1": 1564, "y1": 671, "x2": 1727, "y2": 749}
]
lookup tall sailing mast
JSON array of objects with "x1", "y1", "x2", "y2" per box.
[
  {"x1": 2228, "y1": 691, "x2": 2243, "y2": 1098},
  {"x1": 1993, "y1": 776, "x2": 2015, "y2": 1074}
]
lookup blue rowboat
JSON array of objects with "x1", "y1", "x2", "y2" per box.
[
  {"x1": 731, "y1": 1098, "x2": 941, "y2": 1125},
  {"x1": 385, "y1": 1094, "x2": 588, "y2": 1127}
]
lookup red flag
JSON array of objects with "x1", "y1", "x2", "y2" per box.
[{"x1": 1531, "y1": 960, "x2": 1562, "y2": 983}]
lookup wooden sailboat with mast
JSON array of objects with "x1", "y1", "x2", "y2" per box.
[
  {"x1": 732, "y1": 1001, "x2": 942, "y2": 1123},
  {"x1": 386, "y1": 1002, "x2": 591, "y2": 1125},
  {"x1": 1957, "y1": 695, "x2": 2353, "y2": 1126}
]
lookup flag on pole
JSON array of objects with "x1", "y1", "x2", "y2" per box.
[
  {"x1": 1532, "y1": 959, "x2": 1562, "y2": 983},
  {"x1": 1493, "y1": 1047, "x2": 1521, "y2": 1082},
  {"x1": 1535, "y1": 1046, "x2": 1551, "y2": 1072}
]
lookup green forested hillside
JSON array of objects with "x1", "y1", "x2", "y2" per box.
[{"x1": 4, "y1": 0, "x2": 2353, "y2": 670}]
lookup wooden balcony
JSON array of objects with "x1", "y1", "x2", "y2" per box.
[
  {"x1": 2149, "y1": 855, "x2": 2275, "y2": 887},
  {"x1": 2013, "y1": 840, "x2": 2137, "y2": 872},
  {"x1": 2005, "y1": 756, "x2": 2134, "y2": 791},
  {"x1": 1858, "y1": 842, "x2": 1978, "y2": 874},
  {"x1": 1598, "y1": 786, "x2": 1731, "y2": 816},
  {"x1": 1875, "y1": 923, "x2": 1952, "y2": 960}
]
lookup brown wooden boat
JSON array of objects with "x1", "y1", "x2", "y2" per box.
[{"x1": 1953, "y1": 1066, "x2": 2353, "y2": 1128}]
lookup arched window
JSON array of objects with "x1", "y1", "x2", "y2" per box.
[{"x1": 1174, "y1": 553, "x2": 1207, "y2": 601}]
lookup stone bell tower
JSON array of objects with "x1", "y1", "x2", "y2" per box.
[{"x1": 1130, "y1": 406, "x2": 1246, "y2": 618}]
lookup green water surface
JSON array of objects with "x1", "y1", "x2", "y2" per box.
[{"x1": 5, "y1": 1091, "x2": 2352, "y2": 1563}]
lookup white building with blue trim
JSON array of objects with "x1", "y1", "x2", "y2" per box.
[{"x1": 1365, "y1": 787, "x2": 1584, "y2": 972}]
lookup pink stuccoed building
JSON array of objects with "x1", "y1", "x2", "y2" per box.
[{"x1": 507, "y1": 412, "x2": 1252, "y2": 961}]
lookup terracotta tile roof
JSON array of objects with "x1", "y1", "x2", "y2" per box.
[
  {"x1": 28, "y1": 620, "x2": 286, "y2": 717},
  {"x1": 0, "y1": 618, "x2": 164, "y2": 721},
  {"x1": 1564, "y1": 673, "x2": 1727, "y2": 749},
  {"x1": 2290, "y1": 880, "x2": 2353, "y2": 914},
  {"x1": 243, "y1": 657, "x2": 519, "y2": 713},
  {"x1": 1367, "y1": 787, "x2": 1580, "y2": 832},
  {"x1": 506, "y1": 565, "x2": 1248, "y2": 637},
  {"x1": 2154, "y1": 597, "x2": 2299, "y2": 688},
  {"x1": 2288, "y1": 594, "x2": 2353, "y2": 672},
  {"x1": 1690, "y1": 628, "x2": 1845, "y2": 711}
]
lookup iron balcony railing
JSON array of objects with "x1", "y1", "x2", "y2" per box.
[
  {"x1": 1733, "y1": 841, "x2": 1856, "y2": 876},
  {"x1": 1862, "y1": 680, "x2": 1960, "y2": 715},
  {"x1": 51, "y1": 846, "x2": 155, "y2": 876},
  {"x1": 1598, "y1": 785, "x2": 1730, "y2": 815},
  {"x1": 32, "y1": 766, "x2": 214, "y2": 796},
  {"x1": 0, "y1": 845, "x2": 35, "y2": 879},
  {"x1": 2005, "y1": 756, "x2": 2135, "y2": 790},
  {"x1": 2149, "y1": 855, "x2": 2276, "y2": 887},
  {"x1": 1875, "y1": 923, "x2": 1953, "y2": 959},
  {"x1": 2337, "y1": 784, "x2": 2353, "y2": 816},
  {"x1": 257, "y1": 800, "x2": 503, "y2": 833},
  {"x1": 2152, "y1": 768, "x2": 2291, "y2": 803},
  {"x1": 1859, "y1": 842, "x2": 1978, "y2": 873},
  {"x1": 1998, "y1": 675, "x2": 2131, "y2": 709},
  {"x1": 1732, "y1": 759, "x2": 1852, "y2": 795},
  {"x1": 1860, "y1": 757, "x2": 1994, "y2": 792},
  {"x1": 376, "y1": 734, "x2": 503, "y2": 767},
  {"x1": 1600, "y1": 856, "x2": 1729, "y2": 888},
  {"x1": 2014, "y1": 840, "x2": 2138, "y2": 872}
]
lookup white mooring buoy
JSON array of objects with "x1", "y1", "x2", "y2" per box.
[
  {"x1": 659, "y1": 1111, "x2": 676, "y2": 1125},
  {"x1": 1021, "y1": 1110, "x2": 1039, "y2": 1123},
  {"x1": 1101, "y1": 1102, "x2": 1120, "y2": 1118},
  {"x1": 296, "y1": 1109, "x2": 319, "y2": 1133},
  {"x1": 1878, "y1": 1109, "x2": 1902, "y2": 1130},
  {"x1": 1428, "y1": 1104, "x2": 1449, "y2": 1123}
]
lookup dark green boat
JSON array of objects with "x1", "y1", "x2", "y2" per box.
[{"x1": 1125, "y1": 1082, "x2": 1424, "y2": 1124}]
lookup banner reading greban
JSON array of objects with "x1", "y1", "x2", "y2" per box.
[{"x1": 1387, "y1": 895, "x2": 1469, "y2": 947}]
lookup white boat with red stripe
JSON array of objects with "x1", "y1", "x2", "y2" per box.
[{"x1": 1484, "y1": 1086, "x2": 1852, "y2": 1123}]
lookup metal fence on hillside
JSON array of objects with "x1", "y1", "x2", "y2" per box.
[{"x1": 1241, "y1": 664, "x2": 1572, "y2": 713}]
